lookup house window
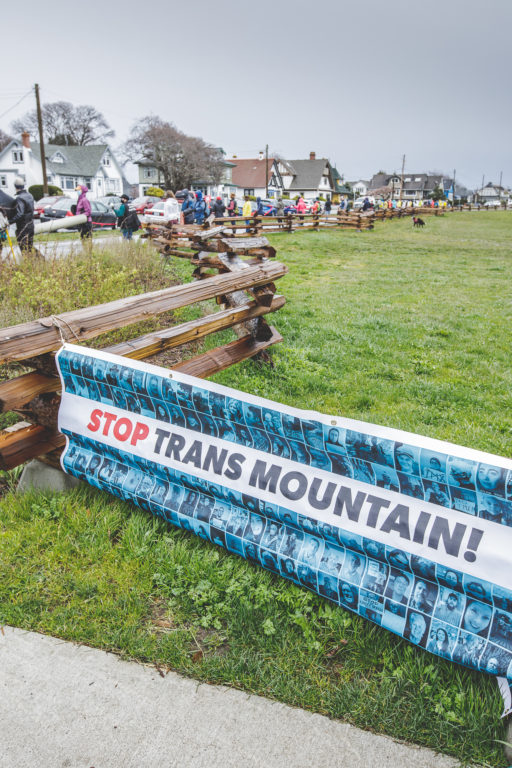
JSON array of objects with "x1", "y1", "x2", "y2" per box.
[
  {"x1": 12, "y1": 150, "x2": 23, "y2": 163},
  {"x1": 62, "y1": 176, "x2": 77, "y2": 190},
  {"x1": 51, "y1": 152, "x2": 65, "y2": 163},
  {"x1": 102, "y1": 155, "x2": 111, "y2": 166},
  {"x1": 0, "y1": 176, "x2": 6, "y2": 187},
  {"x1": 405, "y1": 177, "x2": 411, "y2": 182},
  {"x1": 244, "y1": 188, "x2": 254, "y2": 196},
  {"x1": 415, "y1": 177, "x2": 421, "y2": 182},
  {"x1": 143, "y1": 167, "x2": 155, "y2": 179}
]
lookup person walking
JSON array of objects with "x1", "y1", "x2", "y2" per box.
[
  {"x1": 75, "y1": 184, "x2": 92, "y2": 240},
  {"x1": 296, "y1": 194, "x2": 307, "y2": 225},
  {"x1": 12, "y1": 176, "x2": 35, "y2": 253},
  {"x1": 114, "y1": 194, "x2": 138, "y2": 240},
  {"x1": 242, "y1": 195, "x2": 252, "y2": 233},
  {"x1": 227, "y1": 193, "x2": 238, "y2": 218},
  {"x1": 275, "y1": 196, "x2": 285, "y2": 229},
  {"x1": 181, "y1": 191, "x2": 195, "y2": 224},
  {"x1": 254, "y1": 196, "x2": 264, "y2": 216},
  {"x1": 194, "y1": 191, "x2": 208, "y2": 224},
  {"x1": 324, "y1": 196, "x2": 332, "y2": 216},
  {"x1": 212, "y1": 196, "x2": 226, "y2": 219},
  {"x1": 163, "y1": 190, "x2": 180, "y2": 224}
]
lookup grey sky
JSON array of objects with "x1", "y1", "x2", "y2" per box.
[{"x1": 2, "y1": 0, "x2": 510, "y2": 188}]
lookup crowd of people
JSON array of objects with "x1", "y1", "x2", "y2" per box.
[{"x1": 0, "y1": 180, "x2": 453, "y2": 257}]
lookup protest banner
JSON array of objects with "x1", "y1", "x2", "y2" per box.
[{"x1": 56, "y1": 343, "x2": 512, "y2": 687}]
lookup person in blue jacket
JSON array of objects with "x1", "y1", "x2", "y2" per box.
[
  {"x1": 255, "y1": 196, "x2": 264, "y2": 216},
  {"x1": 181, "y1": 190, "x2": 195, "y2": 224},
  {"x1": 194, "y1": 191, "x2": 208, "y2": 224}
]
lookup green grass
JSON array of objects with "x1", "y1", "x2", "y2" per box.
[{"x1": 1, "y1": 212, "x2": 512, "y2": 765}]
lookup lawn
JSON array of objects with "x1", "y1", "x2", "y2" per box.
[{"x1": 1, "y1": 212, "x2": 512, "y2": 766}]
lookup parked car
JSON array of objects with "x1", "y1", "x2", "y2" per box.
[
  {"x1": 96, "y1": 195, "x2": 122, "y2": 211},
  {"x1": 131, "y1": 195, "x2": 162, "y2": 214},
  {"x1": 40, "y1": 197, "x2": 117, "y2": 229},
  {"x1": 353, "y1": 196, "x2": 375, "y2": 209},
  {"x1": 143, "y1": 201, "x2": 168, "y2": 224},
  {"x1": 33, "y1": 195, "x2": 64, "y2": 219},
  {"x1": 484, "y1": 200, "x2": 501, "y2": 207}
]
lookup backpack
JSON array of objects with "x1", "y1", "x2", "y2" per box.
[{"x1": 123, "y1": 204, "x2": 141, "y2": 230}]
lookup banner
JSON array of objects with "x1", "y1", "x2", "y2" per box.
[{"x1": 56, "y1": 344, "x2": 512, "y2": 683}]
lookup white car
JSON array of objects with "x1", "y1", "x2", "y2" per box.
[
  {"x1": 353, "y1": 196, "x2": 375, "y2": 209},
  {"x1": 144, "y1": 200, "x2": 182, "y2": 225},
  {"x1": 143, "y1": 202, "x2": 166, "y2": 224}
]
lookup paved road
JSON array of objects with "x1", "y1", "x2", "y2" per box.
[
  {"x1": 0, "y1": 626, "x2": 459, "y2": 768},
  {"x1": 3, "y1": 234, "x2": 142, "y2": 262}
]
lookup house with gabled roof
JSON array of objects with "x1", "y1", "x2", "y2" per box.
[
  {"x1": 280, "y1": 152, "x2": 335, "y2": 201},
  {"x1": 228, "y1": 153, "x2": 288, "y2": 199},
  {"x1": 331, "y1": 167, "x2": 352, "y2": 201},
  {"x1": 368, "y1": 171, "x2": 455, "y2": 202},
  {"x1": 0, "y1": 132, "x2": 125, "y2": 198},
  {"x1": 475, "y1": 181, "x2": 510, "y2": 204}
]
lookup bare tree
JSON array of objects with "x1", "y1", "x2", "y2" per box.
[
  {"x1": 0, "y1": 128, "x2": 12, "y2": 152},
  {"x1": 122, "y1": 116, "x2": 224, "y2": 190},
  {"x1": 12, "y1": 101, "x2": 114, "y2": 145}
]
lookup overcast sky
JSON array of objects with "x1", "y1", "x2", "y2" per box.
[{"x1": 2, "y1": 0, "x2": 510, "y2": 188}]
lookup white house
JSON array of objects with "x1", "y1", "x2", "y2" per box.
[
  {"x1": 280, "y1": 153, "x2": 335, "y2": 201},
  {"x1": 348, "y1": 179, "x2": 370, "y2": 196},
  {"x1": 475, "y1": 182, "x2": 510, "y2": 205},
  {"x1": 0, "y1": 132, "x2": 125, "y2": 198}
]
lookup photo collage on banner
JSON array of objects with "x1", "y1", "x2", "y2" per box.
[{"x1": 57, "y1": 347, "x2": 512, "y2": 681}]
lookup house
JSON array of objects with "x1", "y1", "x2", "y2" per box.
[
  {"x1": 348, "y1": 179, "x2": 370, "y2": 197},
  {"x1": 368, "y1": 171, "x2": 454, "y2": 202},
  {"x1": 331, "y1": 166, "x2": 352, "y2": 202},
  {"x1": 281, "y1": 152, "x2": 335, "y2": 201},
  {"x1": 228, "y1": 153, "x2": 288, "y2": 199},
  {"x1": 475, "y1": 182, "x2": 510, "y2": 205},
  {"x1": 0, "y1": 133, "x2": 124, "y2": 198}
]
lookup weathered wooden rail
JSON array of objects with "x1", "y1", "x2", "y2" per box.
[
  {"x1": 0, "y1": 242, "x2": 288, "y2": 471},
  {"x1": 164, "y1": 209, "x2": 375, "y2": 236},
  {"x1": 373, "y1": 206, "x2": 445, "y2": 221}
]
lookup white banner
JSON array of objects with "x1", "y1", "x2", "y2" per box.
[{"x1": 56, "y1": 343, "x2": 512, "y2": 681}]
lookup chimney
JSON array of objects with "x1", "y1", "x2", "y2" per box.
[
  {"x1": 258, "y1": 150, "x2": 264, "y2": 161},
  {"x1": 310, "y1": 151, "x2": 316, "y2": 161},
  {"x1": 22, "y1": 132, "x2": 31, "y2": 149}
]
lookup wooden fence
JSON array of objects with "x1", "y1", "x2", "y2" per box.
[
  {"x1": 145, "y1": 211, "x2": 375, "y2": 240},
  {"x1": 372, "y1": 206, "x2": 445, "y2": 221},
  {"x1": 0, "y1": 241, "x2": 288, "y2": 471}
]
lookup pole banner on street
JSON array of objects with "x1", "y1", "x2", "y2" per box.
[{"x1": 57, "y1": 343, "x2": 512, "y2": 682}]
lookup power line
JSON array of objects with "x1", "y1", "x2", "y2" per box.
[{"x1": 0, "y1": 89, "x2": 32, "y2": 121}]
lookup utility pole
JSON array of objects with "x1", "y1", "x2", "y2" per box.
[
  {"x1": 399, "y1": 154, "x2": 405, "y2": 202},
  {"x1": 453, "y1": 168, "x2": 456, "y2": 204},
  {"x1": 499, "y1": 170, "x2": 503, "y2": 206},
  {"x1": 35, "y1": 83, "x2": 48, "y2": 195},
  {"x1": 265, "y1": 143, "x2": 269, "y2": 198}
]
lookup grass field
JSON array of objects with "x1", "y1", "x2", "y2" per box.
[{"x1": 1, "y1": 212, "x2": 512, "y2": 766}]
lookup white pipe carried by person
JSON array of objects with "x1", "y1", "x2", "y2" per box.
[
  {"x1": 56, "y1": 343, "x2": 512, "y2": 715},
  {"x1": 34, "y1": 214, "x2": 87, "y2": 235}
]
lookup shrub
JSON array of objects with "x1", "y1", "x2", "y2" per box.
[
  {"x1": 28, "y1": 184, "x2": 63, "y2": 201},
  {"x1": 145, "y1": 186, "x2": 165, "y2": 198}
]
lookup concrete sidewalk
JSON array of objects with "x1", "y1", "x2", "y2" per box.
[{"x1": 0, "y1": 626, "x2": 458, "y2": 768}]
